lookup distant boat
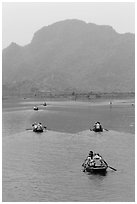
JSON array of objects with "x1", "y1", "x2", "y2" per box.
[
  {"x1": 32, "y1": 123, "x2": 44, "y2": 132},
  {"x1": 34, "y1": 106, "x2": 38, "y2": 111},
  {"x1": 43, "y1": 102, "x2": 47, "y2": 106},
  {"x1": 92, "y1": 128, "x2": 103, "y2": 132},
  {"x1": 90, "y1": 122, "x2": 104, "y2": 132},
  {"x1": 33, "y1": 127, "x2": 43, "y2": 133}
]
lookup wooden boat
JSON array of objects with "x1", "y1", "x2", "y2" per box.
[
  {"x1": 32, "y1": 126, "x2": 44, "y2": 132},
  {"x1": 34, "y1": 106, "x2": 38, "y2": 110},
  {"x1": 43, "y1": 102, "x2": 47, "y2": 106},
  {"x1": 92, "y1": 128, "x2": 103, "y2": 132},
  {"x1": 90, "y1": 127, "x2": 103, "y2": 132},
  {"x1": 85, "y1": 163, "x2": 108, "y2": 173},
  {"x1": 83, "y1": 153, "x2": 108, "y2": 173},
  {"x1": 32, "y1": 123, "x2": 44, "y2": 132},
  {"x1": 33, "y1": 128, "x2": 43, "y2": 133},
  {"x1": 90, "y1": 122, "x2": 104, "y2": 132}
]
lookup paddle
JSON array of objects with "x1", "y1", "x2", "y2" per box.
[
  {"x1": 26, "y1": 126, "x2": 50, "y2": 131},
  {"x1": 26, "y1": 128, "x2": 32, "y2": 131},
  {"x1": 26, "y1": 128, "x2": 47, "y2": 132},
  {"x1": 26, "y1": 125, "x2": 46, "y2": 129},
  {"x1": 108, "y1": 166, "x2": 117, "y2": 171}
]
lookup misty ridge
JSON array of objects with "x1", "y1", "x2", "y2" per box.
[{"x1": 2, "y1": 19, "x2": 135, "y2": 96}]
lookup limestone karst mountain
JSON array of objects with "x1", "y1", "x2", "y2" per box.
[{"x1": 2, "y1": 19, "x2": 135, "y2": 96}]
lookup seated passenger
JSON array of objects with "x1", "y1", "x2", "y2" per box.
[
  {"x1": 89, "y1": 160, "x2": 96, "y2": 167},
  {"x1": 93, "y1": 153, "x2": 106, "y2": 166},
  {"x1": 37, "y1": 122, "x2": 43, "y2": 129},
  {"x1": 32, "y1": 122, "x2": 37, "y2": 129},
  {"x1": 93, "y1": 153, "x2": 102, "y2": 159}
]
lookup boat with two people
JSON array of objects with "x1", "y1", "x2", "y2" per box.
[
  {"x1": 43, "y1": 102, "x2": 47, "y2": 106},
  {"x1": 32, "y1": 122, "x2": 46, "y2": 132},
  {"x1": 82, "y1": 151, "x2": 108, "y2": 173},
  {"x1": 82, "y1": 151, "x2": 117, "y2": 173},
  {"x1": 90, "y1": 121, "x2": 108, "y2": 132},
  {"x1": 34, "y1": 106, "x2": 39, "y2": 111}
]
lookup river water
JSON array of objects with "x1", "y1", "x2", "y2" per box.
[{"x1": 2, "y1": 99, "x2": 135, "y2": 201}]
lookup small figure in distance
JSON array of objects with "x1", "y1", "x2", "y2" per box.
[
  {"x1": 109, "y1": 101, "x2": 112, "y2": 109},
  {"x1": 34, "y1": 106, "x2": 38, "y2": 110},
  {"x1": 32, "y1": 122, "x2": 37, "y2": 129},
  {"x1": 43, "y1": 102, "x2": 47, "y2": 106}
]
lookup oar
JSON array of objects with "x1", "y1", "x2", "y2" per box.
[
  {"x1": 81, "y1": 163, "x2": 87, "y2": 172},
  {"x1": 108, "y1": 166, "x2": 117, "y2": 171},
  {"x1": 26, "y1": 126, "x2": 50, "y2": 131},
  {"x1": 104, "y1": 128, "x2": 109, "y2": 131},
  {"x1": 26, "y1": 128, "x2": 32, "y2": 131}
]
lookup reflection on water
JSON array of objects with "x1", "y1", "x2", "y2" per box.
[
  {"x1": 2, "y1": 101, "x2": 135, "y2": 202},
  {"x1": 87, "y1": 172, "x2": 108, "y2": 190}
]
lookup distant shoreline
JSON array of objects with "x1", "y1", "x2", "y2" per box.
[
  {"x1": 2, "y1": 94, "x2": 135, "y2": 110},
  {"x1": 2, "y1": 92, "x2": 135, "y2": 101}
]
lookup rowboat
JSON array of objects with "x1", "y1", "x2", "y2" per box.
[
  {"x1": 34, "y1": 106, "x2": 38, "y2": 110},
  {"x1": 32, "y1": 123, "x2": 44, "y2": 132},
  {"x1": 43, "y1": 102, "x2": 47, "y2": 106},
  {"x1": 85, "y1": 163, "x2": 108, "y2": 173},
  {"x1": 33, "y1": 126, "x2": 44, "y2": 132},
  {"x1": 90, "y1": 122, "x2": 103, "y2": 132},
  {"x1": 83, "y1": 153, "x2": 108, "y2": 174},
  {"x1": 92, "y1": 128, "x2": 103, "y2": 132}
]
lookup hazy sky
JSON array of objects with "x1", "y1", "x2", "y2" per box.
[{"x1": 2, "y1": 2, "x2": 135, "y2": 48}]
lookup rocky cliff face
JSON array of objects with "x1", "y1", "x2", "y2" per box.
[{"x1": 2, "y1": 19, "x2": 135, "y2": 95}]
